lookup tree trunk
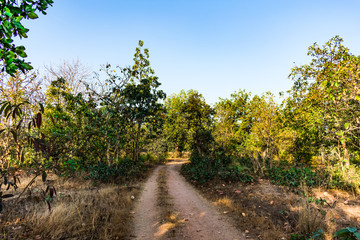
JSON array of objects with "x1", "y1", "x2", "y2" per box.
[{"x1": 132, "y1": 121, "x2": 142, "y2": 162}]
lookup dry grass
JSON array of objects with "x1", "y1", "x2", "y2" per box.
[
  {"x1": 1, "y1": 173, "x2": 142, "y2": 240},
  {"x1": 297, "y1": 198, "x2": 326, "y2": 235},
  {"x1": 192, "y1": 178, "x2": 360, "y2": 240},
  {"x1": 31, "y1": 186, "x2": 137, "y2": 239},
  {"x1": 213, "y1": 196, "x2": 234, "y2": 208}
]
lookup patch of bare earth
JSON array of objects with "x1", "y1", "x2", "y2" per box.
[
  {"x1": 133, "y1": 160, "x2": 246, "y2": 240},
  {"x1": 189, "y1": 177, "x2": 360, "y2": 240}
]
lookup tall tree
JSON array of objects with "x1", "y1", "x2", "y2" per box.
[
  {"x1": 290, "y1": 36, "x2": 360, "y2": 166},
  {"x1": 121, "y1": 40, "x2": 166, "y2": 162}
]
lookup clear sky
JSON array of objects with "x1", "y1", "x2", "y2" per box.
[{"x1": 19, "y1": 0, "x2": 360, "y2": 104}]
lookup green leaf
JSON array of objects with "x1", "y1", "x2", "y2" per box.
[
  {"x1": 344, "y1": 122, "x2": 350, "y2": 130},
  {"x1": 27, "y1": 12, "x2": 38, "y2": 19},
  {"x1": 347, "y1": 227, "x2": 358, "y2": 233}
]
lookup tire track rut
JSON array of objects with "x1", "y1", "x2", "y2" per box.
[{"x1": 132, "y1": 160, "x2": 246, "y2": 240}]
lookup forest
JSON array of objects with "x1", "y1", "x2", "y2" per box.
[{"x1": 1, "y1": 1, "x2": 360, "y2": 240}]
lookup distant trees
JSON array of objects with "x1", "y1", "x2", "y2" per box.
[{"x1": 179, "y1": 36, "x2": 360, "y2": 187}]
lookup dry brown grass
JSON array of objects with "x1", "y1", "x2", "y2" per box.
[
  {"x1": 31, "y1": 185, "x2": 137, "y2": 239},
  {"x1": 297, "y1": 198, "x2": 326, "y2": 235},
  {"x1": 213, "y1": 196, "x2": 234, "y2": 208},
  {"x1": 193, "y1": 178, "x2": 360, "y2": 240},
  {"x1": 1, "y1": 173, "x2": 142, "y2": 240}
]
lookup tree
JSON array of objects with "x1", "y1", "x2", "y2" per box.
[
  {"x1": 245, "y1": 92, "x2": 281, "y2": 171},
  {"x1": 0, "y1": 0, "x2": 53, "y2": 75},
  {"x1": 164, "y1": 90, "x2": 213, "y2": 156},
  {"x1": 213, "y1": 90, "x2": 251, "y2": 156},
  {"x1": 45, "y1": 59, "x2": 91, "y2": 94},
  {"x1": 121, "y1": 40, "x2": 166, "y2": 162},
  {"x1": 0, "y1": 70, "x2": 44, "y2": 169},
  {"x1": 164, "y1": 91, "x2": 190, "y2": 154},
  {"x1": 289, "y1": 36, "x2": 360, "y2": 166}
]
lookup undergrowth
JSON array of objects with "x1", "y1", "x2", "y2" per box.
[{"x1": 181, "y1": 153, "x2": 254, "y2": 183}]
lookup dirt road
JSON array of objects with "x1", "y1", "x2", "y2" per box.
[{"x1": 132, "y1": 160, "x2": 246, "y2": 240}]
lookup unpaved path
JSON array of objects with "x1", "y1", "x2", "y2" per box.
[
  {"x1": 132, "y1": 160, "x2": 246, "y2": 240},
  {"x1": 133, "y1": 166, "x2": 164, "y2": 239}
]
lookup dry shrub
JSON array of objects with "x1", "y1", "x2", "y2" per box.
[
  {"x1": 29, "y1": 185, "x2": 137, "y2": 239},
  {"x1": 297, "y1": 198, "x2": 326, "y2": 235}
]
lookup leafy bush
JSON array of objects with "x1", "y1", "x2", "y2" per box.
[
  {"x1": 267, "y1": 164, "x2": 326, "y2": 188},
  {"x1": 218, "y1": 164, "x2": 254, "y2": 183},
  {"x1": 327, "y1": 164, "x2": 360, "y2": 193},
  {"x1": 267, "y1": 162, "x2": 360, "y2": 193},
  {"x1": 334, "y1": 227, "x2": 360, "y2": 240},
  {"x1": 181, "y1": 155, "x2": 217, "y2": 183},
  {"x1": 181, "y1": 153, "x2": 254, "y2": 183},
  {"x1": 86, "y1": 159, "x2": 144, "y2": 182}
]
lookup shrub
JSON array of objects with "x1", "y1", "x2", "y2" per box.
[
  {"x1": 181, "y1": 153, "x2": 254, "y2": 183},
  {"x1": 86, "y1": 158, "x2": 144, "y2": 182},
  {"x1": 218, "y1": 164, "x2": 254, "y2": 183}
]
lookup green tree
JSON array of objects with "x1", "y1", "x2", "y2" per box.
[
  {"x1": 289, "y1": 36, "x2": 360, "y2": 166},
  {"x1": 164, "y1": 90, "x2": 190, "y2": 155},
  {"x1": 0, "y1": 0, "x2": 53, "y2": 75},
  {"x1": 245, "y1": 92, "x2": 281, "y2": 171},
  {"x1": 213, "y1": 90, "x2": 251, "y2": 156},
  {"x1": 122, "y1": 40, "x2": 166, "y2": 162},
  {"x1": 164, "y1": 90, "x2": 213, "y2": 156}
]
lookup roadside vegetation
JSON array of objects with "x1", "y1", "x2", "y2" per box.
[
  {"x1": 0, "y1": 2, "x2": 359, "y2": 239},
  {"x1": 165, "y1": 36, "x2": 360, "y2": 239}
]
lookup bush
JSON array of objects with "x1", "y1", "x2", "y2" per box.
[
  {"x1": 86, "y1": 158, "x2": 144, "y2": 182},
  {"x1": 181, "y1": 153, "x2": 254, "y2": 183},
  {"x1": 267, "y1": 164, "x2": 326, "y2": 188},
  {"x1": 218, "y1": 164, "x2": 254, "y2": 183},
  {"x1": 181, "y1": 155, "x2": 217, "y2": 183},
  {"x1": 267, "y1": 162, "x2": 360, "y2": 193}
]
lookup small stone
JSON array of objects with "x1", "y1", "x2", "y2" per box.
[
  {"x1": 242, "y1": 213, "x2": 246, "y2": 217},
  {"x1": 131, "y1": 195, "x2": 135, "y2": 200}
]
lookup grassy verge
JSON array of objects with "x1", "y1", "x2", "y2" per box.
[{"x1": 0, "y1": 165, "x2": 154, "y2": 239}]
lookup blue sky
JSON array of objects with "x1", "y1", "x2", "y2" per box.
[{"x1": 20, "y1": 0, "x2": 360, "y2": 104}]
